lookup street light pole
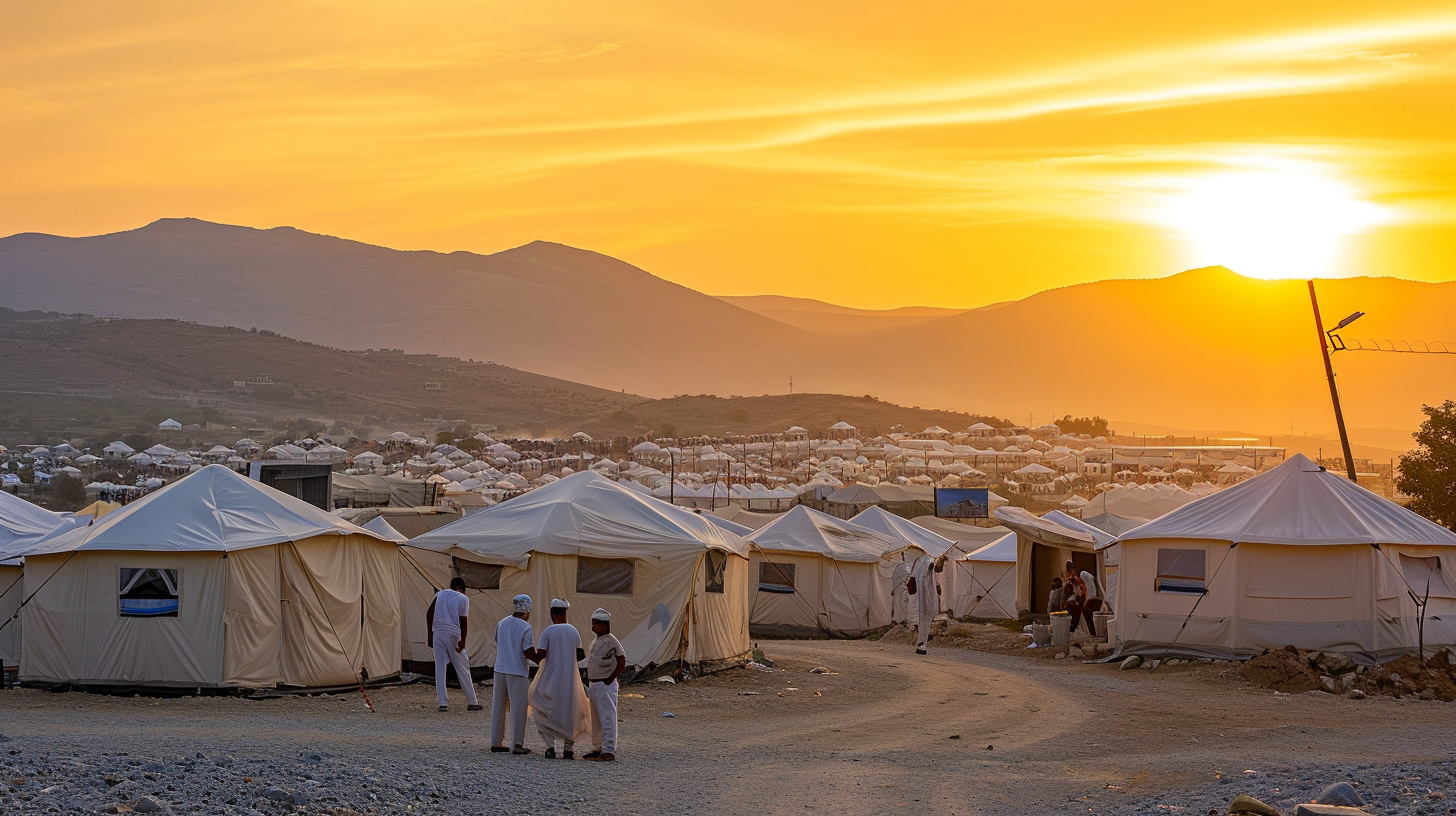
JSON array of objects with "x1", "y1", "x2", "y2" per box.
[{"x1": 1307, "y1": 280, "x2": 1358, "y2": 482}]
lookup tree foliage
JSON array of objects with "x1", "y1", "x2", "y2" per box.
[
  {"x1": 1396, "y1": 400, "x2": 1456, "y2": 530},
  {"x1": 49, "y1": 474, "x2": 88, "y2": 511},
  {"x1": 1057, "y1": 415, "x2": 1114, "y2": 437}
]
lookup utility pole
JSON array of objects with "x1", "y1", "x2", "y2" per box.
[{"x1": 1307, "y1": 280, "x2": 1357, "y2": 482}]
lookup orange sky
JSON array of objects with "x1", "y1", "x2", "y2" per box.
[{"x1": 3, "y1": 1, "x2": 1454, "y2": 308}]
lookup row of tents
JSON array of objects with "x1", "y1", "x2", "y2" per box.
[{"x1": 3, "y1": 453, "x2": 1455, "y2": 690}]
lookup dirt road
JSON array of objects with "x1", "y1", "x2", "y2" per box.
[{"x1": 1, "y1": 639, "x2": 1452, "y2": 815}]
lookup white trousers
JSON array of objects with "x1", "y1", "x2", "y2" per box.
[
  {"x1": 433, "y1": 634, "x2": 479, "y2": 707},
  {"x1": 489, "y1": 672, "x2": 530, "y2": 748},
  {"x1": 587, "y1": 679, "x2": 619, "y2": 753}
]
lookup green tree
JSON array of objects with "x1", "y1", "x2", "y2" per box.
[
  {"x1": 49, "y1": 474, "x2": 87, "y2": 511},
  {"x1": 1057, "y1": 415, "x2": 1114, "y2": 437},
  {"x1": 1397, "y1": 400, "x2": 1456, "y2": 529}
]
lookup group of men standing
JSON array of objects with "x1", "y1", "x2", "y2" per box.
[{"x1": 428, "y1": 579, "x2": 626, "y2": 762}]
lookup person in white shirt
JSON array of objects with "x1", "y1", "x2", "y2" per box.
[
  {"x1": 490, "y1": 594, "x2": 538, "y2": 755},
  {"x1": 909, "y1": 553, "x2": 946, "y2": 655},
  {"x1": 426, "y1": 577, "x2": 480, "y2": 712},
  {"x1": 890, "y1": 560, "x2": 912, "y2": 625},
  {"x1": 528, "y1": 599, "x2": 591, "y2": 759},
  {"x1": 582, "y1": 608, "x2": 626, "y2": 762}
]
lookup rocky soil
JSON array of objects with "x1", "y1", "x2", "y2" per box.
[{"x1": 2, "y1": 639, "x2": 1453, "y2": 815}]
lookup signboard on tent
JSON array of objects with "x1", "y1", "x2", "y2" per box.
[{"x1": 935, "y1": 487, "x2": 989, "y2": 519}]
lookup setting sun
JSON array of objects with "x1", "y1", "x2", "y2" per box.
[{"x1": 1157, "y1": 165, "x2": 1395, "y2": 280}]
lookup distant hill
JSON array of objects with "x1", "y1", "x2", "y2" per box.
[
  {"x1": 0, "y1": 308, "x2": 637, "y2": 445},
  {"x1": 719, "y1": 295, "x2": 965, "y2": 336},
  {"x1": 0, "y1": 219, "x2": 824, "y2": 399},
  {"x1": 2, "y1": 220, "x2": 1451, "y2": 437},
  {"x1": 0, "y1": 309, "x2": 1002, "y2": 447},
  {"x1": 833, "y1": 267, "x2": 1456, "y2": 436}
]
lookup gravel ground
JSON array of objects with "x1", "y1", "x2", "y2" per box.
[{"x1": 2, "y1": 639, "x2": 1453, "y2": 815}]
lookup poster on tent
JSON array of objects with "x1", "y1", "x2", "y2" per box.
[{"x1": 935, "y1": 487, "x2": 989, "y2": 519}]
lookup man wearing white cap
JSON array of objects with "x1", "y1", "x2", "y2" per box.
[
  {"x1": 528, "y1": 599, "x2": 591, "y2": 758},
  {"x1": 582, "y1": 608, "x2": 626, "y2": 761},
  {"x1": 490, "y1": 594, "x2": 538, "y2": 755},
  {"x1": 426, "y1": 576, "x2": 481, "y2": 712}
]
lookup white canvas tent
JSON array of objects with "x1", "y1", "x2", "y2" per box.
[
  {"x1": 1, "y1": 492, "x2": 80, "y2": 667},
  {"x1": 746, "y1": 506, "x2": 899, "y2": 637},
  {"x1": 13, "y1": 465, "x2": 400, "y2": 688},
  {"x1": 992, "y1": 506, "x2": 1113, "y2": 616},
  {"x1": 404, "y1": 471, "x2": 750, "y2": 679},
  {"x1": 1114, "y1": 454, "x2": 1456, "y2": 662},
  {"x1": 950, "y1": 533, "x2": 1019, "y2": 618}
]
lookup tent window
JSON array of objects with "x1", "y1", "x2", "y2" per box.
[
  {"x1": 577, "y1": 557, "x2": 634, "y2": 596},
  {"x1": 758, "y1": 562, "x2": 796, "y2": 594},
  {"x1": 452, "y1": 557, "x2": 502, "y2": 591},
  {"x1": 704, "y1": 550, "x2": 727, "y2": 594},
  {"x1": 1400, "y1": 554, "x2": 1456, "y2": 600},
  {"x1": 119, "y1": 568, "x2": 179, "y2": 617},
  {"x1": 1154, "y1": 549, "x2": 1206, "y2": 595}
]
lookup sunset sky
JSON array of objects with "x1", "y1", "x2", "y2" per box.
[{"x1": 3, "y1": 1, "x2": 1454, "y2": 308}]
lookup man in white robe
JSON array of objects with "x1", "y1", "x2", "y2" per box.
[
  {"x1": 910, "y1": 552, "x2": 946, "y2": 655},
  {"x1": 528, "y1": 599, "x2": 591, "y2": 758}
]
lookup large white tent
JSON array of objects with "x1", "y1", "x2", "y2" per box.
[
  {"x1": 0, "y1": 492, "x2": 80, "y2": 667},
  {"x1": 13, "y1": 465, "x2": 400, "y2": 689},
  {"x1": 404, "y1": 471, "x2": 751, "y2": 678},
  {"x1": 949, "y1": 532, "x2": 1019, "y2": 618},
  {"x1": 745, "y1": 506, "x2": 899, "y2": 637},
  {"x1": 1114, "y1": 454, "x2": 1456, "y2": 662}
]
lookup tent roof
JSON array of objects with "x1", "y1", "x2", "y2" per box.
[
  {"x1": 991, "y1": 506, "x2": 1105, "y2": 552},
  {"x1": 747, "y1": 505, "x2": 900, "y2": 563},
  {"x1": 849, "y1": 505, "x2": 956, "y2": 557},
  {"x1": 408, "y1": 470, "x2": 748, "y2": 562},
  {"x1": 963, "y1": 532, "x2": 1018, "y2": 563},
  {"x1": 0, "y1": 490, "x2": 76, "y2": 555},
  {"x1": 360, "y1": 514, "x2": 409, "y2": 543},
  {"x1": 14, "y1": 465, "x2": 387, "y2": 556},
  {"x1": 1118, "y1": 454, "x2": 1456, "y2": 547}
]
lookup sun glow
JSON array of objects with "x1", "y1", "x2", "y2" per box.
[{"x1": 1158, "y1": 166, "x2": 1395, "y2": 280}]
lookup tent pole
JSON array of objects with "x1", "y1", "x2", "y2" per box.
[{"x1": 1307, "y1": 280, "x2": 1358, "y2": 482}]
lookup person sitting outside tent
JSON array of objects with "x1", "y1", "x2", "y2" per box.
[
  {"x1": 1047, "y1": 576, "x2": 1067, "y2": 615},
  {"x1": 529, "y1": 599, "x2": 592, "y2": 758},
  {"x1": 1063, "y1": 561, "x2": 1090, "y2": 635},
  {"x1": 427, "y1": 577, "x2": 482, "y2": 712},
  {"x1": 582, "y1": 607, "x2": 626, "y2": 762},
  {"x1": 490, "y1": 594, "x2": 537, "y2": 755}
]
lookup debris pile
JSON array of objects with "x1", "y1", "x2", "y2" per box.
[{"x1": 1239, "y1": 645, "x2": 1456, "y2": 701}]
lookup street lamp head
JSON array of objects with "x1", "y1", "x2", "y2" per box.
[{"x1": 1333, "y1": 311, "x2": 1365, "y2": 331}]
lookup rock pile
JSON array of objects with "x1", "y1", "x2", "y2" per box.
[
  {"x1": 1239, "y1": 645, "x2": 1456, "y2": 701},
  {"x1": 1226, "y1": 780, "x2": 1371, "y2": 815}
]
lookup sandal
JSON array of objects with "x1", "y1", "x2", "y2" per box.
[{"x1": 581, "y1": 751, "x2": 602, "y2": 760}]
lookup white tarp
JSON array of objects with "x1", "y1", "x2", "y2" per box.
[
  {"x1": 947, "y1": 533, "x2": 1018, "y2": 618},
  {"x1": 16, "y1": 465, "x2": 399, "y2": 688},
  {"x1": 1119, "y1": 454, "x2": 1456, "y2": 547},
  {"x1": 745, "y1": 506, "x2": 899, "y2": 637},
  {"x1": 402, "y1": 471, "x2": 750, "y2": 676},
  {"x1": 850, "y1": 506, "x2": 956, "y2": 558},
  {"x1": 1113, "y1": 454, "x2": 1456, "y2": 662},
  {"x1": 14, "y1": 465, "x2": 385, "y2": 557}
]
